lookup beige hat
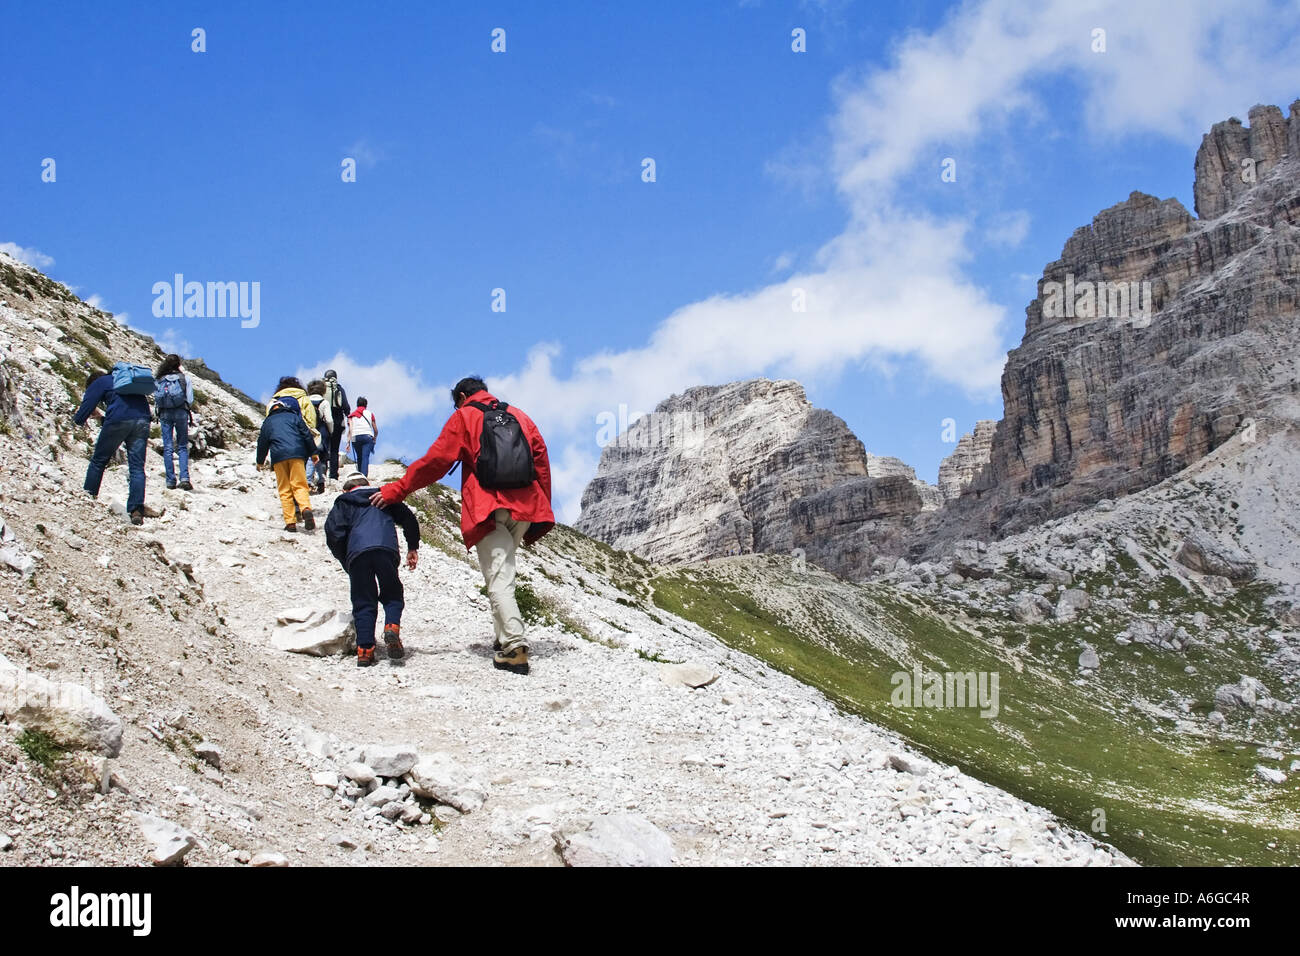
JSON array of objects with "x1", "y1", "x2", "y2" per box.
[{"x1": 341, "y1": 470, "x2": 369, "y2": 490}]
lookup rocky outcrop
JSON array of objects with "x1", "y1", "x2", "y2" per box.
[
  {"x1": 0, "y1": 653, "x2": 124, "y2": 756},
  {"x1": 869, "y1": 454, "x2": 944, "y2": 511},
  {"x1": 942, "y1": 102, "x2": 1300, "y2": 541},
  {"x1": 1194, "y1": 103, "x2": 1298, "y2": 220},
  {"x1": 937, "y1": 421, "x2": 996, "y2": 501},
  {"x1": 577, "y1": 379, "x2": 934, "y2": 576}
]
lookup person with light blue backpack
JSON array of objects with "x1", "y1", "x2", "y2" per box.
[
  {"x1": 154, "y1": 353, "x2": 194, "y2": 490},
  {"x1": 74, "y1": 361, "x2": 154, "y2": 525}
]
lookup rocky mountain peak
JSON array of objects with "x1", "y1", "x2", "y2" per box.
[{"x1": 1194, "y1": 101, "x2": 1300, "y2": 220}]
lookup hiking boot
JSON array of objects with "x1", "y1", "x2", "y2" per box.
[
  {"x1": 493, "y1": 639, "x2": 502, "y2": 652},
  {"x1": 383, "y1": 624, "x2": 404, "y2": 660},
  {"x1": 179, "y1": 480, "x2": 193, "y2": 491},
  {"x1": 493, "y1": 645, "x2": 529, "y2": 675},
  {"x1": 301, "y1": 508, "x2": 316, "y2": 531},
  {"x1": 356, "y1": 646, "x2": 375, "y2": 668},
  {"x1": 129, "y1": 510, "x2": 144, "y2": 526},
  {"x1": 165, "y1": 481, "x2": 178, "y2": 490},
  {"x1": 284, "y1": 523, "x2": 297, "y2": 533}
]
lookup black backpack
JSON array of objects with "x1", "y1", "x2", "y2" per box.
[{"x1": 468, "y1": 400, "x2": 537, "y2": 490}]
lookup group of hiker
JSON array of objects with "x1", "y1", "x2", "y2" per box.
[
  {"x1": 75, "y1": 362, "x2": 553, "y2": 675},
  {"x1": 74, "y1": 354, "x2": 197, "y2": 524}
]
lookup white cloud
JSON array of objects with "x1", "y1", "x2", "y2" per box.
[
  {"x1": 0, "y1": 242, "x2": 54, "y2": 269},
  {"x1": 771, "y1": 251, "x2": 796, "y2": 273},
  {"x1": 482, "y1": 0, "x2": 1300, "y2": 529},
  {"x1": 344, "y1": 138, "x2": 384, "y2": 169},
  {"x1": 295, "y1": 352, "x2": 441, "y2": 429},
  {"x1": 986, "y1": 210, "x2": 1031, "y2": 248},
  {"x1": 155, "y1": 329, "x2": 192, "y2": 357}
]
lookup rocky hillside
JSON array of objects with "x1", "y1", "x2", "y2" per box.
[
  {"x1": 0, "y1": 254, "x2": 1130, "y2": 867},
  {"x1": 576, "y1": 379, "x2": 946, "y2": 578},
  {"x1": 636, "y1": 416, "x2": 1300, "y2": 865},
  {"x1": 948, "y1": 101, "x2": 1300, "y2": 539}
]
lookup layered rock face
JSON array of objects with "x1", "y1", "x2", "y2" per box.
[
  {"x1": 580, "y1": 104, "x2": 1300, "y2": 573},
  {"x1": 576, "y1": 379, "x2": 935, "y2": 575},
  {"x1": 937, "y1": 421, "x2": 996, "y2": 501},
  {"x1": 952, "y1": 101, "x2": 1300, "y2": 538}
]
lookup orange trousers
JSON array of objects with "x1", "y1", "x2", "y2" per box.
[{"x1": 272, "y1": 459, "x2": 312, "y2": 526}]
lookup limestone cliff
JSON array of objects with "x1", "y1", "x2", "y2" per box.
[{"x1": 576, "y1": 379, "x2": 938, "y2": 576}]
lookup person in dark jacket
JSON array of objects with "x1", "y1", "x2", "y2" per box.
[
  {"x1": 255, "y1": 396, "x2": 318, "y2": 532},
  {"x1": 74, "y1": 370, "x2": 152, "y2": 525},
  {"x1": 323, "y1": 369, "x2": 351, "y2": 481},
  {"x1": 325, "y1": 471, "x2": 420, "y2": 667}
]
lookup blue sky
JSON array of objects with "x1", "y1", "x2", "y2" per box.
[{"x1": 4, "y1": 0, "x2": 1299, "y2": 520}]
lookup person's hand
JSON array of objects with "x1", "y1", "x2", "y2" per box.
[
  {"x1": 311, "y1": 455, "x2": 319, "y2": 463},
  {"x1": 406, "y1": 550, "x2": 418, "y2": 571},
  {"x1": 368, "y1": 490, "x2": 388, "y2": 508},
  {"x1": 257, "y1": 462, "x2": 269, "y2": 472}
]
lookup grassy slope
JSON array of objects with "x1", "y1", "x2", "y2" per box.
[{"x1": 649, "y1": 557, "x2": 1300, "y2": 866}]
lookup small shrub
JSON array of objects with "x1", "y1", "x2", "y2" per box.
[
  {"x1": 233, "y1": 412, "x2": 257, "y2": 431},
  {"x1": 514, "y1": 581, "x2": 551, "y2": 625},
  {"x1": 18, "y1": 728, "x2": 66, "y2": 768}
]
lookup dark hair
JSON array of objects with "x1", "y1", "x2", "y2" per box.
[
  {"x1": 277, "y1": 376, "x2": 303, "y2": 392},
  {"x1": 86, "y1": 371, "x2": 106, "y2": 389},
  {"x1": 355, "y1": 396, "x2": 368, "y2": 408},
  {"x1": 324, "y1": 369, "x2": 338, "y2": 380},
  {"x1": 451, "y1": 376, "x2": 487, "y2": 407},
  {"x1": 306, "y1": 378, "x2": 325, "y2": 396},
  {"x1": 156, "y1": 353, "x2": 182, "y2": 379}
]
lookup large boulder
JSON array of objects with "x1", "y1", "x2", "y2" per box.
[
  {"x1": 271, "y1": 608, "x2": 355, "y2": 656},
  {"x1": 1055, "y1": 589, "x2": 1092, "y2": 622},
  {"x1": 0, "y1": 653, "x2": 123, "y2": 756},
  {"x1": 131, "y1": 812, "x2": 197, "y2": 866},
  {"x1": 1011, "y1": 593, "x2": 1053, "y2": 625},
  {"x1": 951, "y1": 540, "x2": 999, "y2": 580},
  {"x1": 405, "y1": 753, "x2": 488, "y2": 813},
  {"x1": 554, "y1": 814, "x2": 675, "y2": 867},
  {"x1": 1174, "y1": 531, "x2": 1257, "y2": 583},
  {"x1": 657, "y1": 662, "x2": 719, "y2": 689},
  {"x1": 362, "y1": 744, "x2": 417, "y2": 778}
]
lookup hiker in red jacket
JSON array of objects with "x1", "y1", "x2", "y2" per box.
[{"x1": 372, "y1": 376, "x2": 554, "y2": 674}]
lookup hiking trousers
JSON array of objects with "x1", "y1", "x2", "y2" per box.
[
  {"x1": 159, "y1": 408, "x2": 190, "y2": 485},
  {"x1": 272, "y1": 458, "x2": 312, "y2": 526},
  {"x1": 85, "y1": 417, "x2": 149, "y2": 514},
  {"x1": 328, "y1": 419, "x2": 345, "y2": 479},
  {"x1": 474, "y1": 508, "x2": 531, "y2": 652},
  {"x1": 348, "y1": 549, "x2": 403, "y2": 649}
]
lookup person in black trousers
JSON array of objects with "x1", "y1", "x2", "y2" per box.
[
  {"x1": 323, "y1": 369, "x2": 351, "y2": 480},
  {"x1": 324, "y1": 470, "x2": 419, "y2": 667}
]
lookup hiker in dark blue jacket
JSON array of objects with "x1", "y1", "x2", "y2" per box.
[
  {"x1": 256, "y1": 397, "x2": 319, "y2": 532},
  {"x1": 324, "y1": 471, "x2": 420, "y2": 667},
  {"x1": 74, "y1": 370, "x2": 152, "y2": 525}
]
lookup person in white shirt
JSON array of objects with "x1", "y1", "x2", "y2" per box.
[{"x1": 346, "y1": 397, "x2": 379, "y2": 476}]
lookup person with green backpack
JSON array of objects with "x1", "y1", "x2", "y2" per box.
[
  {"x1": 322, "y1": 369, "x2": 350, "y2": 480},
  {"x1": 74, "y1": 362, "x2": 154, "y2": 525},
  {"x1": 154, "y1": 353, "x2": 194, "y2": 490}
]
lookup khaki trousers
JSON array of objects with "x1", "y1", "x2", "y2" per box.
[{"x1": 475, "y1": 508, "x2": 531, "y2": 652}]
